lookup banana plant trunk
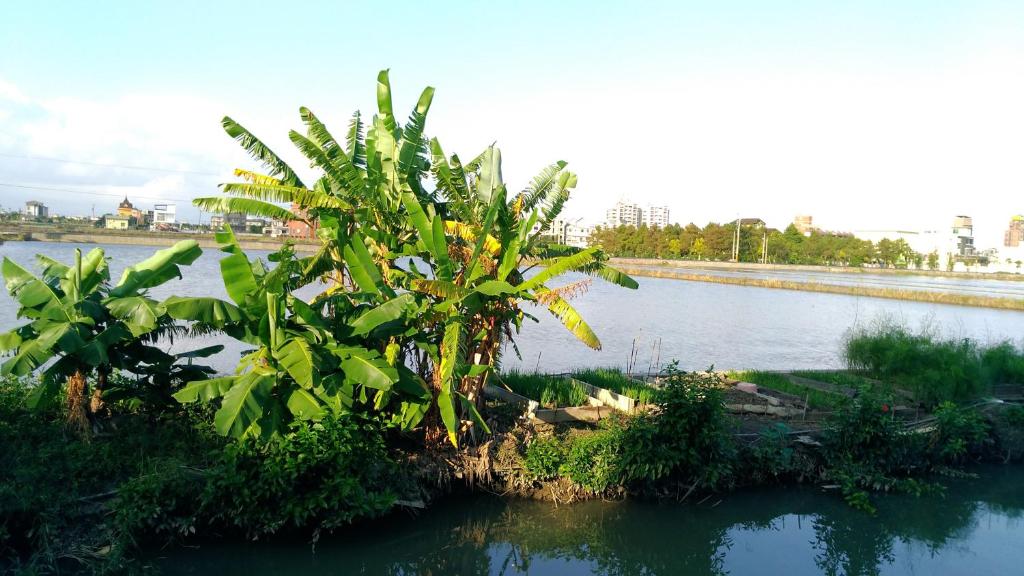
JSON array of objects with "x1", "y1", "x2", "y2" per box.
[
  {"x1": 66, "y1": 370, "x2": 90, "y2": 437},
  {"x1": 89, "y1": 369, "x2": 108, "y2": 417}
]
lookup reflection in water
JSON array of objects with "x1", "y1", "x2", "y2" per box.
[{"x1": 159, "y1": 466, "x2": 1023, "y2": 575}]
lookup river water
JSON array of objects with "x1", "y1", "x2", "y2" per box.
[
  {"x1": 1, "y1": 241, "x2": 1023, "y2": 374},
  {"x1": 155, "y1": 465, "x2": 1024, "y2": 575}
]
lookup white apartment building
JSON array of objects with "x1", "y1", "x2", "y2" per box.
[
  {"x1": 546, "y1": 217, "x2": 593, "y2": 248},
  {"x1": 643, "y1": 205, "x2": 671, "y2": 228},
  {"x1": 151, "y1": 204, "x2": 176, "y2": 228},
  {"x1": 605, "y1": 201, "x2": 643, "y2": 227}
]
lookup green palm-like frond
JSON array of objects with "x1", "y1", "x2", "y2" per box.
[
  {"x1": 516, "y1": 161, "x2": 568, "y2": 214},
  {"x1": 220, "y1": 183, "x2": 349, "y2": 210},
  {"x1": 193, "y1": 197, "x2": 298, "y2": 223},
  {"x1": 347, "y1": 111, "x2": 366, "y2": 167},
  {"x1": 299, "y1": 107, "x2": 343, "y2": 160},
  {"x1": 574, "y1": 261, "x2": 639, "y2": 289},
  {"x1": 398, "y1": 87, "x2": 434, "y2": 176},
  {"x1": 543, "y1": 293, "x2": 601, "y2": 350},
  {"x1": 222, "y1": 116, "x2": 304, "y2": 187},
  {"x1": 518, "y1": 247, "x2": 599, "y2": 291}
]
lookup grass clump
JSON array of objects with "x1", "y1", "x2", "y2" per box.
[
  {"x1": 728, "y1": 370, "x2": 843, "y2": 409},
  {"x1": 572, "y1": 367, "x2": 657, "y2": 404},
  {"x1": 844, "y1": 323, "x2": 1024, "y2": 406},
  {"x1": 790, "y1": 370, "x2": 878, "y2": 390},
  {"x1": 500, "y1": 371, "x2": 589, "y2": 408}
]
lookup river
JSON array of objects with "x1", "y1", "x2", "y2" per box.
[
  {"x1": 154, "y1": 465, "x2": 1024, "y2": 575},
  {"x1": 1, "y1": 241, "x2": 1022, "y2": 374}
]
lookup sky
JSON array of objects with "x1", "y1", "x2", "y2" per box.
[{"x1": 1, "y1": 0, "x2": 1022, "y2": 249}]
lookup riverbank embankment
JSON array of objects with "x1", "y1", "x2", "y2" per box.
[
  {"x1": 610, "y1": 257, "x2": 1024, "y2": 282},
  {"x1": 613, "y1": 263, "x2": 1024, "y2": 312},
  {"x1": 0, "y1": 227, "x2": 318, "y2": 253}
]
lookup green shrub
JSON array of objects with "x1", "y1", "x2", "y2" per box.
[
  {"x1": 821, "y1": 386, "x2": 931, "y2": 513},
  {"x1": 741, "y1": 423, "x2": 800, "y2": 483},
  {"x1": 558, "y1": 429, "x2": 623, "y2": 492},
  {"x1": 932, "y1": 402, "x2": 989, "y2": 462},
  {"x1": 523, "y1": 437, "x2": 566, "y2": 481},
  {"x1": 201, "y1": 415, "x2": 397, "y2": 539},
  {"x1": 618, "y1": 365, "x2": 736, "y2": 489}
]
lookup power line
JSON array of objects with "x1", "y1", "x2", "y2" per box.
[
  {"x1": 0, "y1": 151, "x2": 223, "y2": 177},
  {"x1": 0, "y1": 182, "x2": 199, "y2": 205}
]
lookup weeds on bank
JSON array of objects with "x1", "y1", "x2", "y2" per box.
[{"x1": 844, "y1": 324, "x2": 1024, "y2": 406}]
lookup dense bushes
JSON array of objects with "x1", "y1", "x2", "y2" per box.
[
  {"x1": 116, "y1": 414, "x2": 398, "y2": 542},
  {"x1": 844, "y1": 324, "x2": 1024, "y2": 406},
  {"x1": 522, "y1": 366, "x2": 737, "y2": 494},
  {"x1": 0, "y1": 376, "x2": 402, "y2": 571}
]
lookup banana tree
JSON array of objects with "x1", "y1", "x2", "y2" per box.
[
  {"x1": 165, "y1": 228, "x2": 429, "y2": 439},
  {"x1": 190, "y1": 70, "x2": 637, "y2": 447},
  {"x1": 0, "y1": 240, "x2": 203, "y2": 433}
]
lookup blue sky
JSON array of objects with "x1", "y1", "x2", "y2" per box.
[{"x1": 1, "y1": 1, "x2": 1022, "y2": 248}]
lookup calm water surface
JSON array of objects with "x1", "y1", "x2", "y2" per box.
[
  {"x1": 1, "y1": 241, "x2": 1022, "y2": 373},
  {"x1": 157, "y1": 465, "x2": 1024, "y2": 576}
]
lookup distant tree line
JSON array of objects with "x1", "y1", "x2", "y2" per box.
[{"x1": 590, "y1": 222, "x2": 938, "y2": 268}]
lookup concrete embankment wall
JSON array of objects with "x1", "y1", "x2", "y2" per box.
[{"x1": 8, "y1": 230, "x2": 319, "y2": 253}]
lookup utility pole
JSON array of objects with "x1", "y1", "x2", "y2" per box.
[
  {"x1": 732, "y1": 215, "x2": 740, "y2": 262},
  {"x1": 762, "y1": 230, "x2": 768, "y2": 264}
]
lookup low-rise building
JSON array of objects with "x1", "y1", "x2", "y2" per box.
[
  {"x1": 104, "y1": 215, "x2": 135, "y2": 230},
  {"x1": 224, "y1": 212, "x2": 247, "y2": 232},
  {"x1": 22, "y1": 200, "x2": 48, "y2": 220}
]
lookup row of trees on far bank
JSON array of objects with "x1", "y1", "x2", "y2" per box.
[{"x1": 590, "y1": 222, "x2": 943, "y2": 268}]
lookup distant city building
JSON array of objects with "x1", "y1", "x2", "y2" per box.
[
  {"x1": 209, "y1": 215, "x2": 225, "y2": 228},
  {"x1": 224, "y1": 212, "x2": 247, "y2": 232},
  {"x1": 151, "y1": 204, "x2": 177, "y2": 229},
  {"x1": 793, "y1": 215, "x2": 813, "y2": 235},
  {"x1": 104, "y1": 215, "x2": 135, "y2": 230},
  {"x1": 116, "y1": 196, "x2": 146, "y2": 225},
  {"x1": 738, "y1": 218, "x2": 765, "y2": 227},
  {"x1": 1004, "y1": 215, "x2": 1024, "y2": 248},
  {"x1": 643, "y1": 205, "x2": 671, "y2": 228},
  {"x1": 605, "y1": 200, "x2": 643, "y2": 227},
  {"x1": 952, "y1": 215, "x2": 975, "y2": 257},
  {"x1": 266, "y1": 219, "x2": 290, "y2": 238},
  {"x1": 22, "y1": 200, "x2": 48, "y2": 220},
  {"x1": 548, "y1": 217, "x2": 592, "y2": 248},
  {"x1": 245, "y1": 217, "x2": 267, "y2": 233},
  {"x1": 286, "y1": 203, "x2": 317, "y2": 238}
]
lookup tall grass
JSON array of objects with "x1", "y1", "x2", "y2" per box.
[
  {"x1": 844, "y1": 324, "x2": 1024, "y2": 406},
  {"x1": 499, "y1": 371, "x2": 589, "y2": 408},
  {"x1": 728, "y1": 370, "x2": 843, "y2": 410},
  {"x1": 572, "y1": 367, "x2": 657, "y2": 404},
  {"x1": 790, "y1": 370, "x2": 877, "y2": 390}
]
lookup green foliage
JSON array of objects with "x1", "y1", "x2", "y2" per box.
[
  {"x1": 589, "y1": 222, "x2": 887, "y2": 266},
  {"x1": 740, "y1": 424, "x2": 801, "y2": 483},
  {"x1": 0, "y1": 241, "x2": 206, "y2": 417},
  {"x1": 500, "y1": 371, "x2": 589, "y2": 408},
  {"x1": 729, "y1": 370, "x2": 843, "y2": 409},
  {"x1": 932, "y1": 402, "x2": 989, "y2": 462},
  {"x1": 558, "y1": 428, "x2": 624, "y2": 492},
  {"x1": 0, "y1": 374, "x2": 222, "y2": 571},
  {"x1": 618, "y1": 365, "x2": 736, "y2": 489},
  {"x1": 572, "y1": 367, "x2": 657, "y2": 404},
  {"x1": 117, "y1": 414, "x2": 398, "y2": 541},
  {"x1": 523, "y1": 437, "x2": 565, "y2": 481},
  {"x1": 821, "y1": 386, "x2": 932, "y2": 514},
  {"x1": 844, "y1": 323, "x2": 1023, "y2": 406}
]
